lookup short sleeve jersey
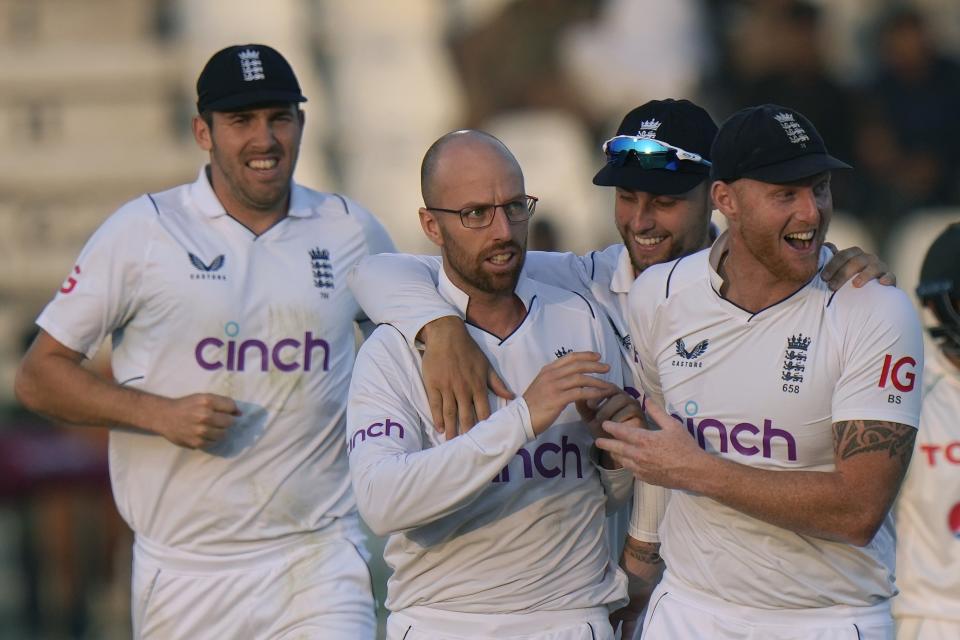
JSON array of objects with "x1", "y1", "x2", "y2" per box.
[
  {"x1": 893, "y1": 350, "x2": 960, "y2": 622},
  {"x1": 626, "y1": 233, "x2": 923, "y2": 609},
  {"x1": 36, "y1": 167, "x2": 395, "y2": 555},
  {"x1": 347, "y1": 269, "x2": 630, "y2": 614}
]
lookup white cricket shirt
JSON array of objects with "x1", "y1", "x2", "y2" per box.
[
  {"x1": 627, "y1": 232, "x2": 923, "y2": 609},
  {"x1": 347, "y1": 268, "x2": 631, "y2": 614},
  {"x1": 37, "y1": 167, "x2": 394, "y2": 556},
  {"x1": 893, "y1": 349, "x2": 960, "y2": 622}
]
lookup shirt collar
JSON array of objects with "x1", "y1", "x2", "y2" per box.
[
  {"x1": 610, "y1": 245, "x2": 636, "y2": 294},
  {"x1": 189, "y1": 165, "x2": 312, "y2": 219},
  {"x1": 437, "y1": 261, "x2": 538, "y2": 317}
]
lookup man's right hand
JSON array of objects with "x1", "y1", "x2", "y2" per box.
[
  {"x1": 523, "y1": 352, "x2": 619, "y2": 436},
  {"x1": 147, "y1": 393, "x2": 241, "y2": 449}
]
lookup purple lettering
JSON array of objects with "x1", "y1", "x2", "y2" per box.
[
  {"x1": 730, "y1": 422, "x2": 760, "y2": 456},
  {"x1": 196, "y1": 337, "x2": 224, "y2": 370},
  {"x1": 763, "y1": 419, "x2": 797, "y2": 461},
  {"x1": 349, "y1": 429, "x2": 366, "y2": 452},
  {"x1": 304, "y1": 332, "x2": 330, "y2": 372},
  {"x1": 534, "y1": 442, "x2": 561, "y2": 478},
  {"x1": 561, "y1": 436, "x2": 583, "y2": 479},
  {"x1": 238, "y1": 339, "x2": 268, "y2": 372},
  {"x1": 384, "y1": 418, "x2": 404, "y2": 439},
  {"x1": 697, "y1": 418, "x2": 728, "y2": 453},
  {"x1": 366, "y1": 421, "x2": 384, "y2": 437},
  {"x1": 193, "y1": 332, "x2": 333, "y2": 372},
  {"x1": 516, "y1": 449, "x2": 533, "y2": 479},
  {"x1": 685, "y1": 416, "x2": 797, "y2": 461},
  {"x1": 272, "y1": 338, "x2": 300, "y2": 371}
]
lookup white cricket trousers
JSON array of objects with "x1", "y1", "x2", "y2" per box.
[
  {"x1": 387, "y1": 606, "x2": 614, "y2": 640},
  {"x1": 641, "y1": 572, "x2": 894, "y2": 640},
  {"x1": 131, "y1": 523, "x2": 375, "y2": 639}
]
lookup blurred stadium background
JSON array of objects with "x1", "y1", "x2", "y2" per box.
[{"x1": 0, "y1": 0, "x2": 957, "y2": 638}]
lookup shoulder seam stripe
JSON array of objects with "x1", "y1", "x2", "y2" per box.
[
  {"x1": 590, "y1": 251, "x2": 598, "y2": 280},
  {"x1": 571, "y1": 290, "x2": 596, "y2": 319},
  {"x1": 333, "y1": 193, "x2": 350, "y2": 215},
  {"x1": 826, "y1": 290, "x2": 838, "y2": 308},
  {"x1": 665, "y1": 256, "x2": 684, "y2": 298},
  {"x1": 146, "y1": 193, "x2": 160, "y2": 216}
]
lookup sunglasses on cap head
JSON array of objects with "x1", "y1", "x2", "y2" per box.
[{"x1": 602, "y1": 135, "x2": 711, "y2": 170}]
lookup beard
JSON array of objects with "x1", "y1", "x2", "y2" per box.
[
  {"x1": 740, "y1": 219, "x2": 829, "y2": 285},
  {"x1": 440, "y1": 226, "x2": 526, "y2": 295}
]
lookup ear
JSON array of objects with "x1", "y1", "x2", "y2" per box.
[
  {"x1": 192, "y1": 115, "x2": 213, "y2": 152},
  {"x1": 419, "y1": 208, "x2": 444, "y2": 248},
  {"x1": 711, "y1": 180, "x2": 737, "y2": 225}
]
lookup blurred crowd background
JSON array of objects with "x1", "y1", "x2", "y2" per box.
[{"x1": 0, "y1": 0, "x2": 958, "y2": 638}]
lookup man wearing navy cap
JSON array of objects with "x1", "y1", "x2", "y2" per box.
[
  {"x1": 15, "y1": 44, "x2": 394, "y2": 638},
  {"x1": 599, "y1": 104, "x2": 924, "y2": 639},
  {"x1": 346, "y1": 99, "x2": 894, "y2": 637}
]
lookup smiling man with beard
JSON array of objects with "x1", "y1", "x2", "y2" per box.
[
  {"x1": 346, "y1": 130, "x2": 641, "y2": 640},
  {"x1": 15, "y1": 44, "x2": 395, "y2": 639},
  {"x1": 598, "y1": 105, "x2": 924, "y2": 640}
]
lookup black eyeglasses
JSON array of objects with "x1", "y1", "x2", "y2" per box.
[{"x1": 425, "y1": 195, "x2": 538, "y2": 229}]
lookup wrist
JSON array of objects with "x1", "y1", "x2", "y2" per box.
[
  {"x1": 416, "y1": 314, "x2": 464, "y2": 345},
  {"x1": 126, "y1": 390, "x2": 168, "y2": 435}
]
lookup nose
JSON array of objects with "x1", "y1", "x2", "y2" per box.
[
  {"x1": 487, "y1": 206, "x2": 514, "y2": 240},
  {"x1": 626, "y1": 200, "x2": 656, "y2": 233},
  {"x1": 795, "y1": 187, "x2": 820, "y2": 223},
  {"x1": 250, "y1": 115, "x2": 278, "y2": 149}
]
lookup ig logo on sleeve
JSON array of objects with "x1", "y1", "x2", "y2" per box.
[{"x1": 877, "y1": 354, "x2": 916, "y2": 404}]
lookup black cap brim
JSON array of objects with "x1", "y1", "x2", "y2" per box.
[
  {"x1": 200, "y1": 90, "x2": 307, "y2": 113},
  {"x1": 742, "y1": 153, "x2": 851, "y2": 184},
  {"x1": 593, "y1": 164, "x2": 709, "y2": 195}
]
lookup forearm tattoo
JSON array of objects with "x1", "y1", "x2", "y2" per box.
[
  {"x1": 624, "y1": 543, "x2": 663, "y2": 565},
  {"x1": 833, "y1": 420, "x2": 916, "y2": 470}
]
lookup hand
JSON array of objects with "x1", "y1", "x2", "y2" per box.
[
  {"x1": 420, "y1": 316, "x2": 514, "y2": 440},
  {"x1": 597, "y1": 400, "x2": 704, "y2": 489},
  {"x1": 147, "y1": 393, "x2": 241, "y2": 449},
  {"x1": 611, "y1": 536, "x2": 664, "y2": 640},
  {"x1": 523, "y1": 352, "x2": 619, "y2": 436},
  {"x1": 577, "y1": 391, "x2": 644, "y2": 440},
  {"x1": 821, "y1": 243, "x2": 896, "y2": 290}
]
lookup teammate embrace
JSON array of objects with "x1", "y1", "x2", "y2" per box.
[{"x1": 15, "y1": 41, "x2": 929, "y2": 640}]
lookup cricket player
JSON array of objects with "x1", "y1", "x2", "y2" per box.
[
  {"x1": 346, "y1": 99, "x2": 894, "y2": 636},
  {"x1": 15, "y1": 44, "x2": 392, "y2": 638},
  {"x1": 599, "y1": 104, "x2": 924, "y2": 639},
  {"x1": 347, "y1": 130, "x2": 634, "y2": 640},
  {"x1": 893, "y1": 223, "x2": 960, "y2": 640}
]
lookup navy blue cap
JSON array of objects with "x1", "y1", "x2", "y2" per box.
[
  {"x1": 711, "y1": 104, "x2": 850, "y2": 183},
  {"x1": 593, "y1": 99, "x2": 718, "y2": 195},
  {"x1": 196, "y1": 44, "x2": 306, "y2": 113}
]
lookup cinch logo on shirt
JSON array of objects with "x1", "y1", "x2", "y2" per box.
[
  {"x1": 348, "y1": 418, "x2": 405, "y2": 452},
  {"x1": 672, "y1": 414, "x2": 798, "y2": 461},
  {"x1": 194, "y1": 322, "x2": 330, "y2": 372},
  {"x1": 491, "y1": 436, "x2": 584, "y2": 482}
]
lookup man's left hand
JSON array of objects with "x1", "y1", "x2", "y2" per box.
[{"x1": 820, "y1": 243, "x2": 896, "y2": 290}]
